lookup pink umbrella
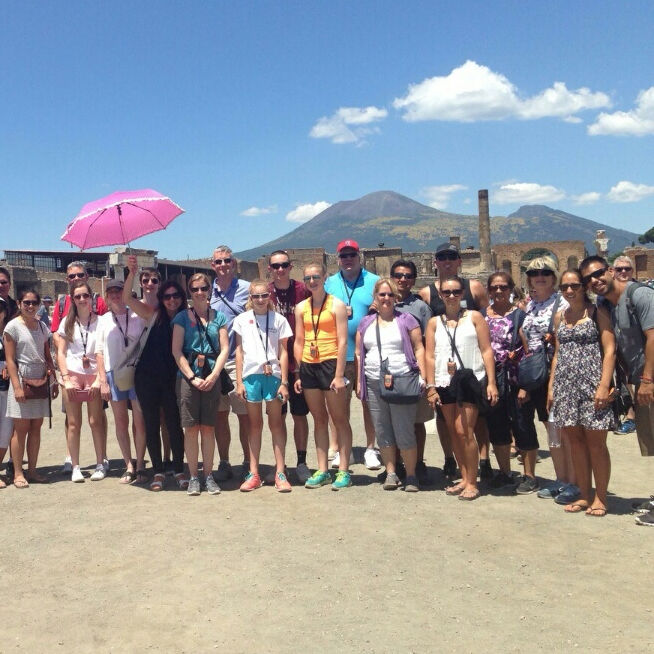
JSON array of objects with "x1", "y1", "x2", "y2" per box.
[{"x1": 61, "y1": 189, "x2": 184, "y2": 250}]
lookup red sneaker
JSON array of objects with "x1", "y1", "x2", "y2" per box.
[
  {"x1": 240, "y1": 472, "x2": 263, "y2": 492},
  {"x1": 274, "y1": 472, "x2": 292, "y2": 493}
]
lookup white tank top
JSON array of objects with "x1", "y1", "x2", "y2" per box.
[{"x1": 434, "y1": 312, "x2": 485, "y2": 387}]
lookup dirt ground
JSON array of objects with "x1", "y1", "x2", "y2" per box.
[{"x1": 2, "y1": 401, "x2": 653, "y2": 653}]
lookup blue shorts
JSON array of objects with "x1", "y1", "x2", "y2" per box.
[
  {"x1": 107, "y1": 370, "x2": 138, "y2": 402},
  {"x1": 243, "y1": 374, "x2": 281, "y2": 403}
]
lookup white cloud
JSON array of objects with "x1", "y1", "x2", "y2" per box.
[
  {"x1": 240, "y1": 204, "x2": 277, "y2": 217},
  {"x1": 421, "y1": 184, "x2": 467, "y2": 209},
  {"x1": 572, "y1": 192, "x2": 601, "y2": 205},
  {"x1": 309, "y1": 106, "x2": 388, "y2": 144},
  {"x1": 588, "y1": 87, "x2": 654, "y2": 136},
  {"x1": 493, "y1": 182, "x2": 566, "y2": 205},
  {"x1": 607, "y1": 181, "x2": 654, "y2": 203},
  {"x1": 393, "y1": 60, "x2": 610, "y2": 123},
  {"x1": 286, "y1": 201, "x2": 332, "y2": 223}
]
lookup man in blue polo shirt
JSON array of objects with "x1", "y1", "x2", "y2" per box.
[{"x1": 324, "y1": 239, "x2": 381, "y2": 469}]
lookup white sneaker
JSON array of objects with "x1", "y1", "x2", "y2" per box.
[
  {"x1": 364, "y1": 448, "x2": 383, "y2": 470},
  {"x1": 296, "y1": 462, "x2": 311, "y2": 483},
  {"x1": 102, "y1": 458, "x2": 110, "y2": 474},
  {"x1": 90, "y1": 464, "x2": 106, "y2": 481},
  {"x1": 327, "y1": 448, "x2": 337, "y2": 461},
  {"x1": 71, "y1": 466, "x2": 85, "y2": 483},
  {"x1": 331, "y1": 451, "x2": 355, "y2": 469},
  {"x1": 62, "y1": 456, "x2": 73, "y2": 474}
]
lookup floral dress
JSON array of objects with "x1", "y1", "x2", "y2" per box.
[{"x1": 485, "y1": 308, "x2": 524, "y2": 390}]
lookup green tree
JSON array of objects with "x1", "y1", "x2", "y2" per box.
[{"x1": 638, "y1": 226, "x2": 654, "y2": 244}]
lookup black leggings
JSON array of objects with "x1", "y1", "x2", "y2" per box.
[
  {"x1": 486, "y1": 383, "x2": 540, "y2": 451},
  {"x1": 135, "y1": 371, "x2": 185, "y2": 474}
]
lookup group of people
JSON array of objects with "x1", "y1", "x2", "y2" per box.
[{"x1": 1, "y1": 244, "x2": 654, "y2": 525}]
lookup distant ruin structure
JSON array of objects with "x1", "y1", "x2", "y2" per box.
[
  {"x1": 478, "y1": 189, "x2": 492, "y2": 271},
  {"x1": 594, "y1": 229, "x2": 609, "y2": 258}
]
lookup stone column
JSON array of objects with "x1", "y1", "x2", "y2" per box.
[{"x1": 478, "y1": 189, "x2": 492, "y2": 270}]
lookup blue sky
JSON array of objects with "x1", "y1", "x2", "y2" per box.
[{"x1": 2, "y1": 0, "x2": 654, "y2": 259}]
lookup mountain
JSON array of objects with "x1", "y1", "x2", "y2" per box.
[{"x1": 235, "y1": 191, "x2": 639, "y2": 260}]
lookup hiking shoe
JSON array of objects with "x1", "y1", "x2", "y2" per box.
[
  {"x1": 275, "y1": 472, "x2": 292, "y2": 493},
  {"x1": 383, "y1": 471, "x2": 401, "y2": 490},
  {"x1": 404, "y1": 475, "x2": 420, "y2": 492},
  {"x1": 364, "y1": 448, "x2": 382, "y2": 470},
  {"x1": 187, "y1": 476, "x2": 201, "y2": 496},
  {"x1": 332, "y1": 470, "x2": 352, "y2": 490},
  {"x1": 90, "y1": 464, "x2": 106, "y2": 481},
  {"x1": 554, "y1": 484, "x2": 581, "y2": 505},
  {"x1": 295, "y1": 462, "x2": 311, "y2": 483},
  {"x1": 632, "y1": 496, "x2": 654, "y2": 513},
  {"x1": 479, "y1": 458, "x2": 494, "y2": 481},
  {"x1": 416, "y1": 461, "x2": 430, "y2": 486},
  {"x1": 71, "y1": 466, "x2": 85, "y2": 483},
  {"x1": 442, "y1": 456, "x2": 457, "y2": 480},
  {"x1": 331, "y1": 451, "x2": 355, "y2": 469},
  {"x1": 215, "y1": 460, "x2": 233, "y2": 482},
  {"x1": 489, "y1": 471, "x2": 514, "y2": 489},
  {"x1": 205, "y1": 475, "x2": 221, "y2": 495},
  {"x1": 240, "y1": 472, "x2": 263, "y2": 492},
  {"x1": 516, "y1": 475, "x2": 539, "y2": 494},
  {"x1": 305, "y1": 470, "x2": 332, "y2": 488},
  {"x1": 537, "y1": 481, "x2": 565, "y2": 499},
  {"x1": 62, "y1": 456, "x2": 73, "y2": 474},
  {"x1": 635, "y1": 509, "x2": 654, "y2": 526},
  {"x1": 615, "y1": 419, "x2": 636, "y2": 435}
]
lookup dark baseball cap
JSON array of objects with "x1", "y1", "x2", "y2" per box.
[
  {"x1": 435, "y1": 242, "x2": 460, "y2": 255},
  {"x1": 105, "y1": 279, "x2": 124, "y2": 291}
]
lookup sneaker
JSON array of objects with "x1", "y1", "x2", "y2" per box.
[
  {"x1": 416, "y1": 461, "x2": 431, "y2": 486},
  {"x1": 442, "y1": 456, "x2": 457, "y2": 480},
  {"x1": 404, "y1": 475, "x2": 420, "y2": 492},
  {"x1": 275, "y1": 472, "x2": 292, "y2": 492},
  {"x1": 305, "y1": 470, "x2": 332, "y2": 488},
  {"x1": 635, "y1": 509, "x2": 654, "y2": 526},
  {"x1": 515, "y1": 475, "x2": 539, "y2": 494},
  {"x1": 187, "y1": 476, "x2": 201, "y2": 496},
  {"x1": 364, "y1": 448, "x2": 382, "y2": 470},
  {"x1": 383, "y1": 471, "x2": 401, "y2": 490},
  {"x1": 205, "y1": 474, "x2": 221, "y2": 495},
  {"x1": 537, "y1": 481, "x2": 565, "y2": 499},
  {"x1": 240, "y1": 472, "x2": 263, "y2": 492},
  {"x1": 479, "y1": 458, "x2": 494, "y2": 481},
  {"x1": 241, "y1": 460, "x2": 251, "y2": 481},
  {"x1": 62, "y1": 456, "x2": 73, "y2": 474},
  {"x1": 90, "y1": 464, "x2": 106, "y2": 481},
  {"x1": 554, "y1": 484, "x2": 581, "y2": 505},
  {"x1": 296, "y1": 463, "x2": 311, "y2": 483},
  {"x1": 102, "y1": 458, "x2": 110, "y2": 475},
  {"x1": 615, "y1": 419, "x2": 636, "y2": 435},
  {"x1": 71, "y1": 466, "x2": 85, "y2": 483},
  {"x1": 331, "y1": 451, "x2": 355, "y2": 469},
  {"x1": 327, "y1": 447, "x2": 337, "y2": 461},
  {"x1": 332, "y1": 470, "x2": 352, "y2": 490},
  {"x1": 489, "y1": 471, "x2": 514, "y2": 489},
  {"x1": 215, "y1": 460, "x2": 233, "y2": 482},
  {"x1": 632, "y1": 496, "x2": 654, "y2": 513}
]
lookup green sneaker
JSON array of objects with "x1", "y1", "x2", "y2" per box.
[
  {"x1": 331, "y1": 470, "x2": 352, "y2": 491},
  {"x1": 304, "y1": 470, "x2": 332, "y2": 488}
]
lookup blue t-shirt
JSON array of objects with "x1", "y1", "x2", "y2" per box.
[
  {"x1": 172, "y1": 308, "x2": 227, "y2": 377},
  {"x1": 210, "y1": 277, "x2": 250, "y2": 359},
  {"x1": 325, "y1": 268, "x2": 379, "y2": 360}
]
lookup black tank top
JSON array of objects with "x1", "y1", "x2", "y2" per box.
[{"x1": 428, "y1": 278, "x2": 478, "y2": 316}]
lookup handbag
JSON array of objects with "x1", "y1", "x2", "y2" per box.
[
  {"x1": 517, "y1": 294, "x2": 561, "y2": 391},
  {"x1": 112, "y1": 315, "x2": 155, "y2": 392},
  {"x1": 23, "y1": 375, "x2": 50, "y2": 399},
  {"x1": 113, "y1": 365, "x2": 135, "y2": 392},
  {"x1": 375, "y1": 319, "x2": 421, "y2": 404}
]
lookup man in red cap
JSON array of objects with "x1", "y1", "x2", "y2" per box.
[{"x1": 324, "y1": 239, "x2": 381, "y2": 469}]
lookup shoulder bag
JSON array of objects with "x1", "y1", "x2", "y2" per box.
[{"x1": 376, "y1": 318, "x2": 421, "y2": 404}]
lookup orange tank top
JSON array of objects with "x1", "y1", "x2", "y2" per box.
[{"x1": 302, "y1": 294, "x2": 338, "y2": 363}]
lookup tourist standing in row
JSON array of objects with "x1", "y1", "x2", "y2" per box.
[{"x1": 0, "y1": 297, "x2": 13, "y2": 487}]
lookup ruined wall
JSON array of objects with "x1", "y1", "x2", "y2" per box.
[{"x1": 624, "y1": 247, "x2": 654, "y2": 281}]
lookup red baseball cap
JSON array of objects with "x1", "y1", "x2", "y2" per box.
[{"x1": 337, "y1": 239, "x2": 360, "y2": 252}]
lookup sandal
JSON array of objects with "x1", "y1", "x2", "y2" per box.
[
  {"x1": 119, "y1": 469, "x2": 135, "y2": 484},
  {"x1": 586, "y1": 506, "x2": 607, "y2": 517},
  {"x1": 564, "y1": 501, "x2": 589, "y2": 513},
  {"x1": 459, "y1": 488, "x2": 480, "y2": 501},
  {"x1": 14, "y1": 477, "x2": 29, "y2": 489},
  {"x1": 445, "y1": 484, "x2": 465, "y2": 496},
  {"x1": 135, "y1": 470, "x2": 148, "y2": 485},
  {"x1": 175, "y1": 472, "x2": 189, "y2": 490},
  {"x1": 150, "y1": 473, "x2": 165, "y2": 492}
]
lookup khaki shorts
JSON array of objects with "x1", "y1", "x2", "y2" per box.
[
  {"x1": 217, "y1": 359, "x2": 248, "y2": 415},
  {"x1": 635, "y1": 403, "x2": 654, "y2": 456}
]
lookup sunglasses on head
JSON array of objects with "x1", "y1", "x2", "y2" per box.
[
  {"x1": 614, "y1": 266, "x2": 632, "y2": 273},
  {"x1": 68, "y1": 272, "x2": 86, "y2": 280},
  {"x1": 338, "y1": 252, "x2": 358, "y2": 259},
  {"x1": 142, "y1": 277, "x2": 159, "y2": 285},
  {"x1": 560, "y1": 282, "x2": 582, "y2": 292},
  {"x1": 489, "y1": 284, "x2": 510, "y2": 291},
  {"x1": 581, "y1": 267, "x2": 608, "y2": 286},
  {"x1": 213, "y1": 257, "x2": 232, "y2": 265},
  {"x1": 22, "y1": 300, "x2": 39, "y2": 306},
  {"x1": 392, "y1": 272, "x2": 415, "y2": 280},
  {"x1": 526, "y1": 269, "x2": 554, "y2": 278},
  {"x1": 270, "y1": 262, "x2": 290, "y2": 270},
  {"x1": 163, "y1": 292, "x2": 182, "y2": 300},
  {"x1": 303, "y1": 274, "x2": 322, "y2": 282},
  {"x1": 435, "y1": 252, "x2": 459, "y2": 261},
  {"x1": 190, "y1": 285, "x2": 209, "y2": 293},
  {"x1": 441, "y1": 289, "x2": 463, "y2": 297},
  {"x1": 73, "y1": 293, "x2": 91, "y2": 300},
  {"x1": 251, "y1": 293, "x2": 270, "y2": 300}
]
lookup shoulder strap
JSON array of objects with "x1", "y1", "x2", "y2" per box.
[
  {"x1": 92, "y1": 293, "x2": 99, "y2": 313},
  {"x1": 547, "y1": 293, "x2": 561, "y2": 334}
]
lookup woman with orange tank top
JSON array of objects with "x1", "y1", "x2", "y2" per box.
[{"x1": 294, "y1": 262, "x2": 352, "y2": 490}]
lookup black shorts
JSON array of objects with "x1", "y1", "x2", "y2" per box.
[
  {"x1": 486, "y1": 384, "x2": 539, "y2": 451},
  {"x1": 281, "y1": 379, "x2": 310, "y2": 416},
  {"x1": 300, "y1": 360, "x2": 336, "y2": 391}
]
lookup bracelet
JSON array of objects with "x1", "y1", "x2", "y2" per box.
[
  {"x1": 641, "y1": 376, "x2": 654, "y2": 383},
  {"x1": 188, "y1": 374, "x2": 196, "y2": 383},
  {"x1": 280, "y1": 381, "x2": 289, "y2": 387},
  {"x1": 425, "y1": 384, "x2": 437, "y2": 390}
]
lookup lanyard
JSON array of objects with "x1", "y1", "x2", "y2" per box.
[
  {"x1": 255, "y1": 311, "x2": 270, "y2": 360},
  {"x1": 192, "y1": 308, "x2": 210, "y2": 348},
  {"x1": 76, "y1": 315, "x2": 92, "y2": 355},
  {"x1": 339, "y1": 270, "x2": 362, "y2": 307},
  {"x1": 310, "y1": 294, "x2": 328, "y2": 342},
  {"x1": 112, "y1": 311, "x2": 129, "y2": 347},
  {"x1": 440, "y1": 312, "x2": 464, "y2": 366}
]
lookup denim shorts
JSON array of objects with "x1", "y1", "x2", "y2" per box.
[
  {"x1": 243, "y1": 374, "x2": 282, "y2": 403},
  {"x1": 106, "y1": 370, "x2": 138, "y2": 402}
]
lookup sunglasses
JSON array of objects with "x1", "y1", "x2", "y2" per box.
[
  {"x1": 213, "y1": 258, "x2": 232, "y2": 265},
  {"x1": 581, "y1": 268, "x2": 608, "y2": 286},
  {"x1": 441, "y1": 289, "x2": 463, "y2": 297},
  {"x1": 303, "y1": 275, "x2": 322, "y2": 282},
  {"x1": 614, "y1": 266, "x2": 632, "y2": 273},
  {"x1": 435, "y1": 252, "x2": 459, "y2": 261},
  {"x1": 338, "y1": 252, "x2": 358, "y2": 259},
  {"x1": 190, "y1": 286, "x2": 209, "y2": 293},
  {"x1": 560, "y1": 283, "x2": 582, "y2": 292},
  {"x1": 67, "y1": 272, "x2": 86, "y2": 280},
  {"x1": 377, "y1": 292, "x2": 394, "y2": 298},
  {"x1": 489, "y1": 284, "x2": 510, "y2": 291},
  {"x1": 73, "y1": 293, "x2": 91, "y2": 300},
  {"x1": 392, "y1": 272, "x2": 415, "y2": 280},
  {"x1": 142, "y1": 277, "x2": 160, "y2": 285},
  {"x1": 0, "y1": 280, "x2": 9, "y2": 285},
  {"x1": 526, "y1": 269, "x2": 554, "y2": 278},
  {"x1": 22, "y1": 300, "x2": 39, "y2": 306},
  {"x1": 163, "y1": 292, "x2": 182, "y2": 300},
  {"x1": 251, "y1": 293, "x2": 270, "y2": 300},
  {"x1": 270, "y1": 262, "x2": 290, "y2": 270}
]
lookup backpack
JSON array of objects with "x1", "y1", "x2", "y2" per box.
[{"x1": 623, "y1": 281, "x2": 654, "y2": 347}]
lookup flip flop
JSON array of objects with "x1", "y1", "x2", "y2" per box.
[
  {"x1": 14, "y1": 478, "x2": 29, "y2": 489},
  {"x1": 445, "y1": 484, "x2": 465, "y2": 496},
  {"x1": 458, "y1": 488, "x2": 480, "y2": 501},
  {"x1": 564, "y1": 501, "x2": 589, "y2": 513},
  {"x1": 119, "y1": 469, "x2": 135, "y2": 484},
  {"x1": 586, "y1": 506, "x2": 607, "y2": 517}
]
